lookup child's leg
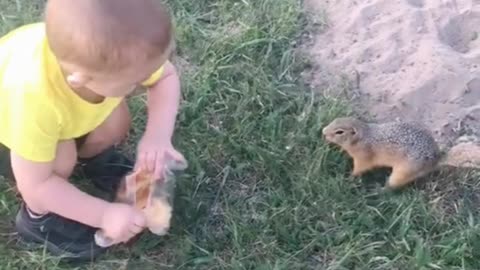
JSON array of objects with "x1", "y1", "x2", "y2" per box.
[
  {"x1": 77, "y1": 101, "x2": 131, "y2": 159},
  {"x1": 15, "y1": 139, "x2": 105, "y2": 261},
  {"x1": 75, "y1": 101, "x2": 134, "y2": 194}
]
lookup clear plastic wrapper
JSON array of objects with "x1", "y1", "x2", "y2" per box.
[{"x1": 94, "y1": 158, "x2": 187, "y2": 247}]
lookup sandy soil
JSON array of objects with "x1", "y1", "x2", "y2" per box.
[{"x1": 305, "y1": 0, "x2": 480, "y2": 145}]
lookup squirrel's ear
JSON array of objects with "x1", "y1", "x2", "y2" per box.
[{"x1": 351, "y1": 127, "x2": 357, "y2": 135}]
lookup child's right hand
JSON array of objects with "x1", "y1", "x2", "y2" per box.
[{"x1": 100, "y1": 203, "x2": 146, "y2": 243}]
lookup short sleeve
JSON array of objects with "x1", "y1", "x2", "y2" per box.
[
  {"x1": 141, "y1": 65, "x2": 165, "y2": 87},
  {"x1": 9, "y1": 94, "x2": 60, "y2": 162}
]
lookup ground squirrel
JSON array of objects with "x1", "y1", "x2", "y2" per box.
[{"x1": 322, "y1": 117, "x2": 480, "y2": 189}]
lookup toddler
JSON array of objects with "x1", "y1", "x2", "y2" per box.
[{"x1": 0, "y1": 0, "x2": 184, "y2": 261}]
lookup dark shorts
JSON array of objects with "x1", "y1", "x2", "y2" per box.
[{"x1": 0, "y1": 134, "x2": 90, "y2": 181}]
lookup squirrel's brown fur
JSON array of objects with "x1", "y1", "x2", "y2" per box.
[{"x1": 322, "y1": 117, "x2": 480, "y2": 189}]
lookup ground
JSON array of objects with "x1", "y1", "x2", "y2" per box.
[{"x1": 1, "y1": 0, "x2": 480, "y2": 269}]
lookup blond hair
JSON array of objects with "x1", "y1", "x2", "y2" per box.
[{"x1": 45, "y1": 0, "x2": 173, "y2": 72}]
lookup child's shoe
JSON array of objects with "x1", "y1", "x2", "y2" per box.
[
  {"x1": 76, "y1": 146, "x2": 133, "y2": 195},
  {"x1": 15, "y1": 203, "x2": 105, "y2": 261}
]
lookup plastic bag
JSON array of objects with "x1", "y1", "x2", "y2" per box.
[{"x1": 94, "y1": 158, "x2": 187, "y2": 247}]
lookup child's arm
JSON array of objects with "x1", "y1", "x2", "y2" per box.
[
  {"x1": 145, "y1": 60, "x2": 180, "y2": 144},
  {"x1": 11, "y1": 141, "x2": 145, "y2": 241},
  {"x1": 11, "y1": 150, "x2": 108, "y2": 226},
  {"x1": 137, "y1": 60, "x2": 185, "y2": 176}
]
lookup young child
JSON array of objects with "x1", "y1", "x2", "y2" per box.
[{"x1": 0, "y1": 0, "x2": 185, "y2": 261}]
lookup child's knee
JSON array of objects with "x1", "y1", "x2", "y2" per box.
[
  {"x1": 77, "y1": 102, "x2": 131, "y2": 158},
  {"x1": 104, "y1": 101, "x2": 131, "y2": 141},
  {"x1": 103, "y1": 111, "x2": 131, "y2": 145},
  {"x1": 116, "y1": 112, "x2": 131, "y2": 140}
]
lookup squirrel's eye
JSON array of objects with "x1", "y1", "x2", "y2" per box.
[{"x1": 335, "y1": 130, "x2": 344, "y2": 135}]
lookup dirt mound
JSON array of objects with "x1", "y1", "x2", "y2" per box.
[{"x1": 305, "y1": 0, "x2": 480, "y2": 145}]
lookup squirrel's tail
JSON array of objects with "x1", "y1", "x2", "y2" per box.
[{"x1": 440, "y1": 139, "x2": 480, "y2": 168}]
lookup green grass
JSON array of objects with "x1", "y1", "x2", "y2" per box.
[{"x1": 2, "y1": 0, "x2": 480, "y2": 269}]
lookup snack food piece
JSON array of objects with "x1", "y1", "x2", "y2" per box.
[{"x1": 144, "y1": 197, "x2": 172, "y2": 235}]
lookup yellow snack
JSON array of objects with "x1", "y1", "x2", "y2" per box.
[
  {"x1": 115, "y1": 170, "x2": 153, "y2": 208},
  {"x1": 144, "y1": 197, "x2": 172, "y2": 235},
  {"x1": 116, "y1": 170, "x2": 173, "y2": 235}
]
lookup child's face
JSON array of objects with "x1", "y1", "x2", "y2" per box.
[
  {"x1": 85, "y1": 58, "x2": 164, "y2": 97},
  {"x1": 64, "y1": 54, "x2": 167, "y2": 98}
]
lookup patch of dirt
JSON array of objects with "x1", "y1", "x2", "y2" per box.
[{"x1": 303, "y1": 0, "x2": 480, "y2": 146}]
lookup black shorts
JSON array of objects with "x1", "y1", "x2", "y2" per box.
[{"x1": 0, "y1": 134, "x2": 90, "y2": 181}]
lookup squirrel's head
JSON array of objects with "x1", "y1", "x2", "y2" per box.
[{"x1": 322, "y1": 117, "x2": 365, "y2": 148}]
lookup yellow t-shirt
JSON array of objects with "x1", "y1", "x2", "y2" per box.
[{"x1": 0, "y1": 23, "x2": 164, "y2": 162}]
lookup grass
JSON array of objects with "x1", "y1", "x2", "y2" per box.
[{"x1": 1, "y1": 0, "x2": 480, "y2": 269}]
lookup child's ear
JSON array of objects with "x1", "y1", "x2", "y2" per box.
[{"x1": 66, "y1": 72, "x2": 90, "y2": 88}]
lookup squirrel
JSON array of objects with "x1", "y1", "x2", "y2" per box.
[{"x1": 322, "y1": 117, "x2": 480, "y2": 189}]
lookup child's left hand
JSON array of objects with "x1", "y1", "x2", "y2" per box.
[{"x1": 136, "y1": 135, "x2": 185, "y2": 179}]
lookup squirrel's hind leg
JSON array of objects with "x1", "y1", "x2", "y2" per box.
[{"x1": 385, "y1": 163, "x2": 431, "y2": 189}]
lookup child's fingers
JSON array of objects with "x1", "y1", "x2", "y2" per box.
[
  {"x1": 129, "y1": 224, "x2": 144, "y2": 234},
  {"x1": 135, "y1": 152, "x2": 147, "y2": 171},
  {"x1": 168, "y1": 148, "x2": 185, "y2": 162},
  {"x1": 123, "y1": 213, "x2": 146, "y2": 241},
  {"x1": 133, "y1": 210, "x2": 147, "y2": 228},
  {"x1": 154, "y1": 155, "x2": 165, "y2": 179},
  {"x1": 166, "y1": 149, "x2": 187, "y2": 170},
  {"x1": 145, "y1": 151, "x2": 157, "y2": 173},
  {"x1": 137, "y1": 151, "x2": 157, "y2": 173}
]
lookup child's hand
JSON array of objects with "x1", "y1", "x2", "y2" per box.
[
  {"x1": 136, "y1": 135, "x2": 185, "y2": 179},
  {"x1": 100, "y1": 203, "x2": 146, "y2": 244}
]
